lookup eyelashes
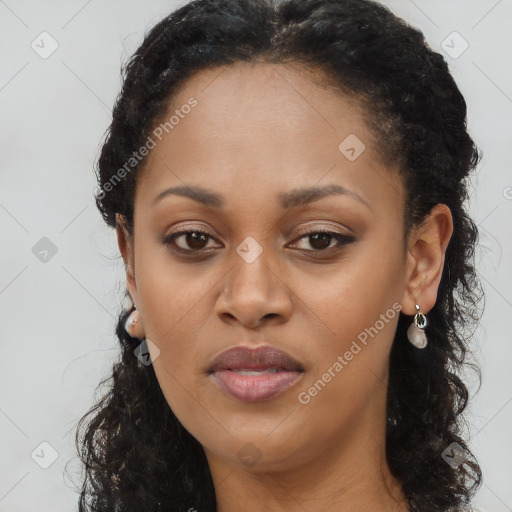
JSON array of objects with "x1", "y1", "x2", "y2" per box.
[{"x1": 163, "y1": 228, "x2": 356, "y2": 257}]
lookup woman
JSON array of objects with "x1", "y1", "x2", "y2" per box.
[{"x1": 76, "y1": 0, "x2": 484, "y2": 510}]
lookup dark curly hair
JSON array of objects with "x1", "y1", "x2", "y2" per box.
[{"x1": 74, "y1": 0, "x2": 485, "y2": 510}]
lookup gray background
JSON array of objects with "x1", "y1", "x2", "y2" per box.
[{"x1": 0, "y1": 1, "x2": 510, "y2": 511}]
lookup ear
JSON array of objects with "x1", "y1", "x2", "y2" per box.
[
  {"x1": 401, "y1": 203, "x2": 454, "y2": 316},
  {"x1": 115, "y1": 213, "x2": 138, "y2": 307}
]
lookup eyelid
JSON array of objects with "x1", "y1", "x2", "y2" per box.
[
  {"x1": 164, "y1": 221, "x2": 353, "y2": 241},
  {"x1": 291, "y1": 222, "x2": 354, "y2": 239}
]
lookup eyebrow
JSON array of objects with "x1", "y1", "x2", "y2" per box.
[{"x1": 151, "y1": 183, "x2": 371, "y2": 210}]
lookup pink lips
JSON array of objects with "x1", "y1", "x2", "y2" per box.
[{"x1": 208, "y1": 345, "x2": 305, "y2": 402}]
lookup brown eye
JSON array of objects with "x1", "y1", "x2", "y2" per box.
[
  {"x1": 183, "y1": 231, "x2": 210, "y2": 250},
  {"x1": 163, "y1": 228, "x2": 355, "y2": 257},
  {"x1": 289, "y1": 230, "x2": 355, "y2": 252},
  {"x1": 308, "y1": 232, "x2": 333, "y2": 250},
  {"x1": 164, "y1": 230, "x2": 218, "y2": 253}
]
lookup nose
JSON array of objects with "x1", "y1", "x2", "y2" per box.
[{"x1": 214, "y1": 249, "x2": 293, "y2": 329}]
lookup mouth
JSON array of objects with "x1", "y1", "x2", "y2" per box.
[{"x1": 207, "y1": 345, "x2": 305, "y2": 402}]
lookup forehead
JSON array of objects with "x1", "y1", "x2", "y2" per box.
[
  {"x1": 135, "y1": 61, "x2": 403, "y2": 215},
  {"x1": 163, "y1": 61, "x2": 372, "y2": 148}
]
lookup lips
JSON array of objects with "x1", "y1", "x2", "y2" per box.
[
  {"x1": 207, "y1": 344, "x2": 305, "y2": 402},
  {"x1": 208, "y1": 345, "x2": 305, "y2": 373}
]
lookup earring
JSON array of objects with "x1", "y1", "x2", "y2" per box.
[
  {"x1": 124, "y1": 306, "x2": 145, "y2": 340},
  {"x1": 407, "y1": 304, "x2": 428, "y2": 349}
]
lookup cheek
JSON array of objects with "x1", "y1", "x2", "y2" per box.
[
  {"x1": 135, "y1": 241, "x2": 211, "y2": 336},
  {"x1": 292, "y1": 241, "x2": 404, "y2": 396},
  {"x1": 294, "y1": 247, "x2": 403, "y2": 340},
  {"x1": 134, "y1": 247, "x2": 220, "y2": 416}
]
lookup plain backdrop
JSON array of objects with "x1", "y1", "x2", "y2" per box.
[{"x1": 0, "y1": 1, "x2": 511, "y2": 511}]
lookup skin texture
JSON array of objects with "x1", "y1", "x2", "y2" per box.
[{"x1": 116, "y1": 61, "x2": 453, "y2": 512}]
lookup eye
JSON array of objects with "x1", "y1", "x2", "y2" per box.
[
  {"x1": 288, "y1": 229, "x2": 355, "y2": 253},
  {"x1": 164, "y1": 229, "x2": 219, "y2": 254},
  {"x1": 163, "y1": 228, "x2": 355, "y2": 256}
]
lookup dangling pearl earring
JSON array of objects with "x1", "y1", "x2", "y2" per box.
[{"x1": 407, "y1": 304, "x2": 428, "y2": 349}]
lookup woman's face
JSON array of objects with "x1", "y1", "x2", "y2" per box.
[{"x1": 119, "y1": 61, "x2": 413, "y2": 474}]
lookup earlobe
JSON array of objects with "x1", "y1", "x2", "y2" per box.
[{"x1": 401, "y1": 203, "x2": 454, "y2": 316}]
